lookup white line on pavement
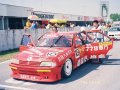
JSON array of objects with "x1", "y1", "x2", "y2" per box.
[
  {"x1": 0, "y1": 84, "x2": 36, "y2": 90},
  {"x1": 5, "y1": 78, "x2": 23, "y2": 84},
  {"x1": 23, "y1": 82, "x2": 35, "y2": 85},
  {"x1": 5, "y1": 78, "x2": 35, "y2": 86}
]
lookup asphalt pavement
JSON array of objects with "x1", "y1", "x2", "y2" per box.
[{"x1": 0, "y1": 41, "x2": 120, "y2": 90}]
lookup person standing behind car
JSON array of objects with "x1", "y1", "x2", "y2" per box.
[
  {"x1": 92, "y1": 20, "x2": 103, "y2": 42},
  {"x1": 31, "y1": 21, "x2": 37, "y2": 30},
  {"x1": 25, "y1": 20, "x2": 31, "y2": 29},
  {"x1": 51, "y1": 26, "x2": 58, "y2": 33}
]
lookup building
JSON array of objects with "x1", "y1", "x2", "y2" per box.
[
  {"x1": 0, "y1": 3, "x2": 104, "y2": 30},
  {"x1": 0, "y1": 3, "x2": 33, "y2": 30},
  {"x1": 33, "y1": 11, "x2": 104, "y2": 26}
]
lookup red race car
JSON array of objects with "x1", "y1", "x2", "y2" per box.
[{"x1": 9, "y1": 30, "x2": 113, "y2": 82}]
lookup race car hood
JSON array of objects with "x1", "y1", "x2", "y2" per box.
[{"x1": 16, "y1": 47, "x2": 72, "y2": 62}]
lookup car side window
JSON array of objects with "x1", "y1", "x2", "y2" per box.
[
  {"x1": 75, "y1": 35, "x2": 83, "y2": 46},
  {"x1": 79, "y1": 32, "x2": 91, "y2": 44}
]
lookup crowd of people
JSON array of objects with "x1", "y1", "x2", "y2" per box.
[
  {"x1": 24, "y1": 19, "x2": 112, "y2": 41},
  {"x1": 24, "y1": 20, "x2": 75, "y2": 30}
]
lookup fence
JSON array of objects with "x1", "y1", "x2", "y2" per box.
[{"x1": 0, "y1": 27, "x2": 81, "y2": 52}]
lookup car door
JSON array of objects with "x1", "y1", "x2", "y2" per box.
[
  {"x1": 85, "y1": 31, "x2": 113, "y2": 59},
  {"x1": 19, "y1": 34, "x2": 35, "y2": 52},
  {"x1": 74, "y1": 34, "x2": 87, "y2": 67}
]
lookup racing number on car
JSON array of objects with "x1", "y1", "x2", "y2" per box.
[{"x1": 75, "y1": 48, "x2": 80, "y2": 59}]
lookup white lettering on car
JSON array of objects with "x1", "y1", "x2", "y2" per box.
[
  {"x1": 77, "y1": 56, "x2": 88, "y2": 67},
  {"x1": 58, "y1": 50, "x2": 72, "y2": 61},
  {"x1": 90, "y1": 55, "x2": 97, "y2": 59},
  {"x1": 86, "y1": 44, "x2": 109, "y2": 51}
]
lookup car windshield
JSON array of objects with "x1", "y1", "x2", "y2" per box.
[
  {"x1": 109, "y1": 27, "x2": 120, "y2": 31},
  {"x1": 37, "y1": 33, "x2": 73, "y2": 47}
]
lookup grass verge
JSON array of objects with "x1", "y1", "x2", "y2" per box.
[{"x1": 0, "y1": 49, "x2": 19, "y2": 62}]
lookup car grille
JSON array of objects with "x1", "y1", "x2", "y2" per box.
[{"x1": 19, "y1": 69, "x2": 39, "y2": 75}]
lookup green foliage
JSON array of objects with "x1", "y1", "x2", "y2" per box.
[{"x1": 110, "y1": 13, "x2": 120, "y2": 21}]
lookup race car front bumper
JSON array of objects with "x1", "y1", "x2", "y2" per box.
[{"x1": 9, "y1": 63, "x2": 62, "y2": 82}]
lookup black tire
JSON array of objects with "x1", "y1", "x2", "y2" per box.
[
  {"x1": 61, "y1": 59, "x2": 73, "y2": 78},
  {"x1": 90, "y1": 58, "x2": 104, "y2": 64},
  {"x1": 99, "y1": 58, "x2": 104, "y2": 64}
]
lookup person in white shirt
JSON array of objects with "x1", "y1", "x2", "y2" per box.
[
  {"x1": 92, "y1": 20, "x2": 103, "y2": 42},
  {"x1": 46, "y1": 23, "x2": 52, "y2": 29}
]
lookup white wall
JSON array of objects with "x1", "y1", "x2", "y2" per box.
[
  {"x1": 0, "y1": 27, "x2": 80, "y2": 52},
  {"x1": 0, "y1": 4, "x2": 7, "y2": 16},
  {"x1": 6, "y1": 5, "x2": 32, "y2": 17},
  {"x1": 0, "y1": 3, "x2": 33, "y2": 17}
]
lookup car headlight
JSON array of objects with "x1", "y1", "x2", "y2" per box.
[
  {"x1": 40, "y1": 62, "x2": 56, "y2": 67},
  {"x1": 11, "y1": 58, "x2": 19, "y2": 64}
]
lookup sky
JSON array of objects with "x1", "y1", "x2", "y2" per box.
[{"x1": 0, "y1": 0, "x2": 120, "y2": 17}]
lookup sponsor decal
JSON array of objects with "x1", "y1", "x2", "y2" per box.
[
  {"x1": 86, "y1": 44, "x2": 109, "y2": 51},
  {"x1": 47, "y1": 52, "x2": 57, "y2": 57},
  {"x1": 90, "y1": 55, "x2": 97, "y2": 59},
  {"x1": 75, "y1": 48, "x2": 80, "y2": 59},
  {"x1": 77, "y1": 56, "x2": 88, "y2": 67},
  {"x1": 58, "y1": 50, "x2": 72, "y2": 61},
  {"x1": 99, "y1": 42, "x2": 112, "y2": 45}
]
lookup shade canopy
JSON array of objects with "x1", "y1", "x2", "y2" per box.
[
  {"x1": 50, "y1": 19, "x2": 67, "y2": 23},
  {"x1": 28, "y1": 15, "x2": 39, "y2": 20}
]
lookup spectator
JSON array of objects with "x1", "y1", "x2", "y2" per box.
[
  {"x1": 70, "y1": 23, "x2": 75, "y2": 28},
  {"x1": 54, "y1": 23, "x2": 60, "y2": 28},
  {"x1": 46, "y1": 22, "x2": 52, "y2": 29},
  {"x1": 41, "y1": 24, "x2": 46, "y2": 29},
  {"x1": 61, "y1": 24, "x2": 65, "y2": 28},
  {"x1": 104, "y1": 23, "x2": 111, "y2": 35},
  {"x1": 31, "y1": 21, "x2": 37, "y2": 30},
  {"x1": 51, "y1": 26, "x2": 58, "y2": 33},
  {"x1": 81, "y1": 26, "x2": 86, "y2": 32},
  {"x1": 25, "y1": 20, "x2": 31, "y2": 29},
  {"x1": 92, "y1": 20, "x2": 103, "y2": 42},
  {"x1": 35, "y1": 21, "x2": 39, "y2": 29}
]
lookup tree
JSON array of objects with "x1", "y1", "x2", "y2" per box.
[{"x1": 110, "y1": 13, "x2": 120, "y2": 21}]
